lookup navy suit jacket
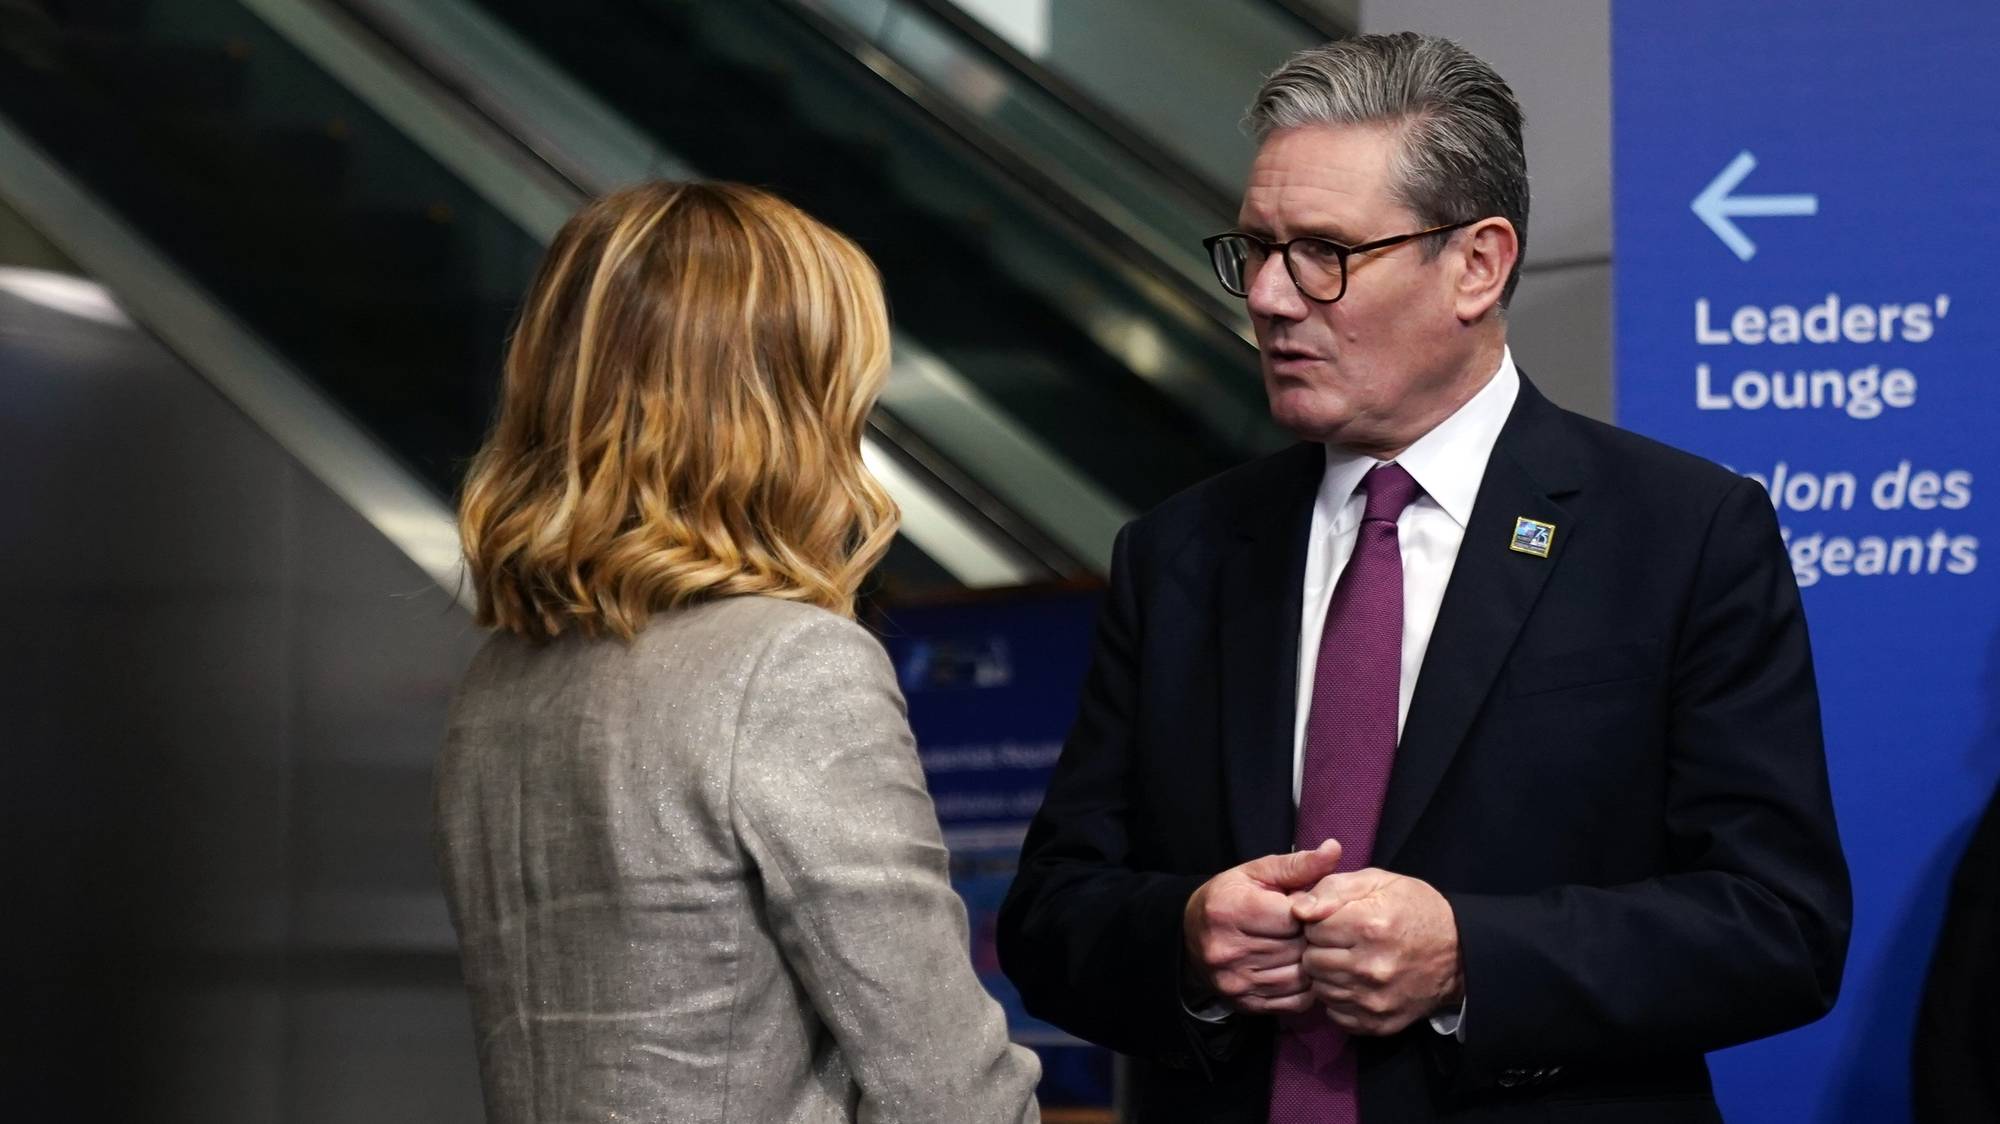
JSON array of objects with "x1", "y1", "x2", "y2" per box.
[{"x1": 997, "y1": 377, "x2": 1851, "y2": 1122}]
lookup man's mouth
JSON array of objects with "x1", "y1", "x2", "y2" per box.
[{"x1": 1266, "y1": 344, "x2": 1324, "y2": 372}]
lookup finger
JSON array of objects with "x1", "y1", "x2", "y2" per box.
[
  {"x1": 1301, "y1": 942, "x2": 1355, "y2": 974},
  {"x1": 1215, "y1": 964, "x2": 1310, "y2": 1003},
  {"x1": 1294, "y1": 868, "x2": 1390, "y2": 922},
  {"x1": 1246, "y1": 839, "x2": 1344, "y2": 892},
  {"x1": 1199, "y1": 886, "x2": 1302, "y2": 945},
  {"x1": 1193, "y1": 930, "x2": 1309, "y2": 988},
  {"x1": 1302, "y1": 937, "x2": 1347, "y2": 962},
  {"x1": 1301, "y1": 912, "x2": 1364, "y2": 948},
  {"x1": 1240, "y1": 937, "x2": 1308, "y2": 971},
  {"x1": 1312, "y1": 867, "x2": 1401, "y2": 911},
  {"x1": 1311, "y1": 981, "x2": 1357, "y2": 1009},
  {"x1": 1288, "y1": 871, "x2": 1352, "y2": 919},
  {"x1": 1216, "y1": 943, "x2": 1324, "y2": 1001},
  {"x1": 1302, "y1": 965, "x2": 1360, "y2": 993},
  {"x1": 1237, "y1": 990, "x2": 1320, "y2": 1015},
  {"x1": 1305, "y1": 957, "x2": 1369, "y2": 997},
  {"x1": 1305, "y1": 946, "x2": 1406, "y2": 993},
  {"x1": 1290, "y1": 892, "x2": 1331, "y2": 925},
  {"x1": 1244, "y1": 963, "x2": 1309, "y2": 996}
]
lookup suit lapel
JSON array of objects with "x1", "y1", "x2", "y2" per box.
[
  {"x1": 1373, "y1": 379, "x2": 1584, "y2": 867},
  {"x1": 1218, "y1": 443, "x2": 1321, "y2": 863}
]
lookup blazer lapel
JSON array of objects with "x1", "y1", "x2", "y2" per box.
[
  {"x1": 1373, "y1": 379, "x2": 1584, "y2": 867},
  {"x1": 1217, "y1": 443, "x2": 1321, "y2": 863}
]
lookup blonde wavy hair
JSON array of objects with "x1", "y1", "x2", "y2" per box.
[{"x1": 459, "y1": 181, "x2": 900, "y2": 640}]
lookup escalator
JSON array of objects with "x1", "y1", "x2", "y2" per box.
[
  {"x1": 0, "y1": 0, "x2": 1340, "y2": 594},
  {"x1": 0, "y1": 0, "x2": 1045, "y2": 595},
  {"x1": 1, "y1": 0, "x2": 526, "y2": 497},
  {"x1": 380, "y1": 0, "x2": 1290, "y2": 563}
]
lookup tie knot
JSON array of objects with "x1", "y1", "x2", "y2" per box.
[{"x1": 1359, "y1": 463, "x2": 1421, "y2": 523}]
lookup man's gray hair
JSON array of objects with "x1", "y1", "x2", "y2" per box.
[{"x1": 1246, "y1": 33, "x2": 1529, "y2": 305}]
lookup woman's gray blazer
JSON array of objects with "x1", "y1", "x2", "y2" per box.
[{"x1": 435, "y1": 595, "x2": 1041, "y2": 1123}]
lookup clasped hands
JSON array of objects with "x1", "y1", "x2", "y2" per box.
[{"x1": 1181, "y1": 839, "x2": 1463, "y2": 1035}]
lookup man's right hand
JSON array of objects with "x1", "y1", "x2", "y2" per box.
[{"x1": 1181, "y1": 839, "x2": 1345, "y2": 1015}]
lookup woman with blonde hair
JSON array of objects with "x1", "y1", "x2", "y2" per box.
[{"x1": 435, "y1": 181, "x2": 1040, "y2": 1123}]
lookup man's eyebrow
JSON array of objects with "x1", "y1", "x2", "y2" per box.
[
  {"x1": 1294, "y1": 224, "x2": 1361, "y2": 245},
  {"x1": 1230, "y1": 221, "x2": 1361, "y2": 244}
]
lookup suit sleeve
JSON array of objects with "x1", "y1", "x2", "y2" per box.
[
  {"x1": 1442, "y1": 476, "x2": 1851, "y2": 1083},
  {"x1": 730, "y1": 614, "x2": 1041, "y2": 1124},
  {"x1": 997, "y1": 526, "x2": 1220, "y2": 1065}
]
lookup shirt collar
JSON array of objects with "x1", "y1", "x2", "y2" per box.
[{"x1": 1315, "y1": 347, "x2": 1521, "y2": 531}]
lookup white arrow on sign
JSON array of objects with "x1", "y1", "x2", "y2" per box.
[{"x1": 1690, "y1": 150, "x2": 1818, "y2": 262}]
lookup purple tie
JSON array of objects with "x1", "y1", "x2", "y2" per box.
[{"x1": 1269, "y1": 462, "x2": 1421, "y2": 1124}]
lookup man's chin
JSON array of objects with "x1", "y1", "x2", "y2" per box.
[{"x1": 1265, "y1": 394, "x2": 1342, "y2": 444}]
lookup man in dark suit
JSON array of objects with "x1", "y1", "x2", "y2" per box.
[{"x1": 997, "y1": 32, "x2": 1850, "y2": 1123}]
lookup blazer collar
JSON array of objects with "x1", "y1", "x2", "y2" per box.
[{"x1": 1372, "y1": 374, "x2": 1586, "y2": 865}]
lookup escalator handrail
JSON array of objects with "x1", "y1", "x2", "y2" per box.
[
  {"x1": 769, "y1": 0, "x2": 1255, "y2": 348},
  {"x1": 887, "y1": 0, "x2": 1241, "y2": 221}
]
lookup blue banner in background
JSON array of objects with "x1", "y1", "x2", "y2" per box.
[
  {"x1": 1612, "y1": 3, "x2": 2000, "y2": 1119},
  {"x1": 876, "y1": 586, "x2": 1110, "y2": 1107}
]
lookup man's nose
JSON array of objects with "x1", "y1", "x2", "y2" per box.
[{"x1": 1245, "y1": 251, "x2": 1309, "y2": 321}]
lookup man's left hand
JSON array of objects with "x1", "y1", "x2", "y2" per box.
[{"x1": 1291, "y1": 869, "x2": 1464, "y2": 1035}]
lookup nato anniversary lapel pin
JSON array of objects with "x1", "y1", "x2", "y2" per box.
[{"x1": 1510, "y1": 516, "x2": 1555, "y2": 558}]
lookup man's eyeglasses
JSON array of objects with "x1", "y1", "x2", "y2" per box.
[{"x1": 1202, "y1": 219, "x2": 1480, "y2": 304}]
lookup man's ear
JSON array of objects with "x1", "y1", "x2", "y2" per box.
[{"x1": 1453, "y1": 217, "x2": 1518, "y2": 321}]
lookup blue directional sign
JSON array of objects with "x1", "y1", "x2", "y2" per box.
[{"x1": 1613, "y1": 3, "x2": 2000, "y2": 1120}]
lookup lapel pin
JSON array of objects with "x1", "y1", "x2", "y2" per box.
[{"x1": 1510, "y1": 517, "x2": 1555, "y2": 558}]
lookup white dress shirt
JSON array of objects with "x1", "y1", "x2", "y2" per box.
[{"x1": 1292, "y1": 349, "x2": 1518, "y2": 1039}]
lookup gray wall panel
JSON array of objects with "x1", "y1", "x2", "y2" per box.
[
  {"x1": 1508, "y1": 261, "x2": 1613, "y2": 420},
  {"x1": 2, "y1": 282, "x2": 483, "y2": 1121}
]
